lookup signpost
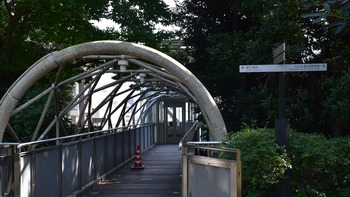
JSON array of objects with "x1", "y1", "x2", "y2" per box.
[
  {"x1": 274, "y1": 43, "x2": 289, "y2": 197},
  {"x1": 240, "y1": 43, "x2": 327, "y2": 196},
  {"x1": 239, "y1": 63, "x2": 327, "y2": 73}
]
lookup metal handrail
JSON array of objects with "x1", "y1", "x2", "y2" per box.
[
  {"x1": 17, "y1": 123, "x2": 153, "y2": 150},
  {"x1": 182, "y1": 142, "x2": 241, "y2": 162},
  {"x1": 17, "y1": 129, "x2": 109, "y2": 149},
  {"x1": 178, "y1": 122, "x2": 200, "y2": 148},
  {"x1": 0, "y1": 123, "x2": 153, "y2": 151},
  {"x1": 184, "y1": 144, "x2": 240, "y2": 154},
  {"x1": 185, "y1": 141, "x2": 221, "y2": 145},
  {"x1": 0, "y1": 143, "x2": 20, "y2": 146},
  {"x1": 1, "y1": 123, "x2": 156, "y2": 196}
]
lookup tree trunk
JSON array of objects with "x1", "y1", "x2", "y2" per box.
[
  {"x1": 0, "y1": 5, "x2": 31, "y2": 67},
  {"x1": 0, "y1": 22, "x2": 14, "y2": 67}
]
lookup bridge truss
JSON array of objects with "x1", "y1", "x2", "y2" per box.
[{"x1": 0, "y1": 41, "x2": 227, "y2": 143}]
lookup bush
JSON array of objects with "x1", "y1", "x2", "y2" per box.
[
  {"x1": 221, "y1": 128, "x2": 291, "y2": 196},
  {"x1": 222, "y1": 128, "x2": 350, "y2": 196},
  {"x1": 290, "y1": 132, "x2": 350, "y2": 196}
]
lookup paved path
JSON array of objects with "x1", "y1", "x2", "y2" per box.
[{"x1": 83, "y1": 145, "x2": 182, "y2": 197}]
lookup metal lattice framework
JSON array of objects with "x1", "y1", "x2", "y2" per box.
[{"x1": 0, "y1": 41, "x2": 227, "y2": 142}]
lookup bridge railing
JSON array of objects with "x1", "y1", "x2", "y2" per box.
[
  {"x1": 181, "y1": 142, "x2": 242, "y2": 197},
  {"x1": 0, "y1": 123, "x2": 155, "y2": 197},
  {"x1": 178, "y1": 122, "x2": 200, "y2": 149},
  {"x1": 0, "y1": 143, "x2": 18, "y2": 197}
]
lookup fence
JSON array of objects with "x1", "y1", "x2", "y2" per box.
[
  {"x1": 0, "y1": 124, "x2": 155, "y2": 197},
  {"x1": 181, "y1": 142, "x2": 241, "y2": 197}
]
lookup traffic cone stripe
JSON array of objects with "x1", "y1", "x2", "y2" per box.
[{"x1": 132, "y1": 145, "x2": 144, "y2": 169}]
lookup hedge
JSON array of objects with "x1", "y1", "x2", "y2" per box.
[{"x1": 221, "y1": 128, "x2": 350, "y2": 196}]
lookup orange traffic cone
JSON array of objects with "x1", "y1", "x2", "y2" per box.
[{"x1": 131, "y1": 145, "x2": 144, "y2": 169}]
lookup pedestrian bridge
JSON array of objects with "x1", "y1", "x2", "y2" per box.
[{"x1": 0, "y1": 41, "x2": 241, "y2": 197}]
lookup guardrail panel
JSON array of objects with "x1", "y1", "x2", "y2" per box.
[
  {"x1": 62, "y1": 144, "x2": 80, "y2": 196},
  {"x1": 182, "y1": 144, "x2": 241, "y2": 197},
  {"x1": 35, "y1": 148, "x2": 61, "y2": 197},
  {"x1": 116, "y1": 132, "x2": 123, "y2": 166},
  {"x1": 140, "y1": 128, "x2": 145, "y2": 150},
  {"x1": 188, "y1": 156, "x2": 234, "y2": 197},
  {"x1": 81, "y1": 140, "x2": 94, "y2": 186},
  {"x1": 130, "y1": 129, "x2": 136, "y2": 157},
  {"x1": 95, "y1": 137, "x2": 106, "y2": 177},
  {"x1": 2, "y1": 124, "x2": 156, "y2": 196},
  {"x1": 135, "y1": 128, "x2": 140, "y2": 149},
  {"x1": 107, "y1": 135, "x2": 115, "y2": 170},
  {"x1": 0, "y1": 155, "x2": 13, "y2": 197},
  {"x1": 20, "y1": 153, "x2": 32, "y2": 197},
  {"x1": 123, "y1": 132, "x2": 130, "y2": 161}
]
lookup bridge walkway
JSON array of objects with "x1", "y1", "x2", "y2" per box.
[{"x1": 82, "y1": 144, "x2": 182, "y2": 197}]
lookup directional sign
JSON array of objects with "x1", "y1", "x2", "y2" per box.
[
  {"x1": 239, "y1": 63, "x2": 327, "y2": 73},
  {"x1": 273, "y1": 43, "x2": 286, "y2": 64},
  {"x1": 273, "y1": 43, "x2": 285, "y2": 58}
]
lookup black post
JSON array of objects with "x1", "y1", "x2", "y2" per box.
[
  {"x1": 278, "y1": 72, "x2": 286, "y2": 120},
  {"x1": 275, "y1": 72, "x2": 291, "y2": 196}
]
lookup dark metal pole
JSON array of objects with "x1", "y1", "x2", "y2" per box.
[
  {"x1": 278, "y1": 72, "x2": 286, "y2": 120},
  {"x1": 276, "y1": 71, "x2": 291, "y2": 196}
]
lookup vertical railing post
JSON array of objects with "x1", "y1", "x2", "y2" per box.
[
  {"x1": 128, "y1": 129, "x2": 131, "y2": 158},
  {"x1": 58, "y1": 145, "x2": 63, "y2": 197},
  {"x1": 78, "y1": 140, "x2": 82, "y2": 191},
  {"x1": 147, "y1": 125, "x2": 149, "y2": 147},
  {"x1": 237, "y1": 150, "x2": 242, "y2": 197},
  {"x1": 181, "y1": 146, "x2": 188, "y2": 197},
  {"x1": 93, "y1": 136, "x2": 97, "y2": 180},
  {"x1": 121, "y1": 131, "x2": 125, "y2": 162},
  {"x1": 31, "y1": 151, "x2": 36, "y2": 197},
  {"x1": 0, "y1": 159, "x2": 3, "y2": 196},
  {"x1": 151, "y1": 124, "x2": 154, "y2": 145},
  {"x1": 13, "y1": 147, "x2": 20, "y2": 197},
  {"x1": 104, "y1": 135, "x2": 108, "y2": 173}
]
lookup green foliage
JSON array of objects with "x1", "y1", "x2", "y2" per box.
[
  {"x1": 222, "y1": 128, "x2": 291, "y2": 196},
  {"x1": 322, "y1": 71, "x2": 350, "y2": 123},
  {"x1": 108, "y1": 0, "x2": 174, "y2": 48},
  {"x1": 222, "y1": 128, "x2": 350, "y2": 196},
  {"x1": 288, "y1": 88, "x2": 322, "y2": 133},
  {"x1": 0, "y1": 0, "x2": 107, "y2": 71},
  {"x1": 0, "y1": 0, "x2": 175, "y2": 71},
  {"x1": 234, "y1": 90, "x2": 275, "y2": 128},
  {"x1": 302, "y1": 0, "x2": 350, "y2": 34},
  {"x1": 0, "y1": 0, "x2": 176, "y2": 141},
  {"x1": 176, "y1": 0, "x2": 308, "y2": 132},
  {"x1": 8, "y1": 74, "x2": 75, "y2": 142},
  {"x1": 177, "y1": 0, "x2": 350, "y2": 137},
  {"x1": 290, "y1": 132, "x2": 350, "y2": 196}
]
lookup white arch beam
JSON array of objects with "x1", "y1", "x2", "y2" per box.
[{"x1": 0, "y1": 41, "x2": 227, "y2": 141}]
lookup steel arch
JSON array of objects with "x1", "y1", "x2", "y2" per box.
[{"x1": 0, "y1": 40, "x2": 227, "y2": 141}]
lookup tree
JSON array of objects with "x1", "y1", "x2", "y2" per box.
[
  {"x1": 176, "y1": 0, "x2": 350, "y2": 136},
  {"x1": 0, "y1": 0, "x2": 175, "y2": 70},
  {"x1": 0, "y1": 0, "x2": 176, "y2": 95},
  {"x1": 176, "y1": 0, "x2": 307, "y2": 131},
  {"x1": 301, "y1": 0, "x2": 350, "y2": 136},
  {"x1": 0, "y1": 0, "x2": 176, "y2": 141}
]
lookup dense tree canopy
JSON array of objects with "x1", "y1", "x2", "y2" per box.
[
  {"x1": 176, "y1": 0, "x2": 350, "y2": 137},
  {"x1": 1, "y1": 0, "x2": 350, "y2": 138},
  {"x1": 0, "y1": 0, "x2": 174, "y2": 70},
  {"x1": 0, "y1": 0, "x2": 176, "y2": 94},
  {"x1": 0, "y1": 0, "x2": 176, "y2": 141}
]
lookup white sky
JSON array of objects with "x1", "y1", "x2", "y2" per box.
[
  {"x1": 92, "y1": 0, "x2": 176, "y2": 30},
  {"x1": 164, "y1": 0, "x2": 176, "y2": 7}
]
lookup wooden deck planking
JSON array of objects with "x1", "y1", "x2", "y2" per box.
[{"x1": 83, "y1": 145, "x2": 182, "y2": 197}]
